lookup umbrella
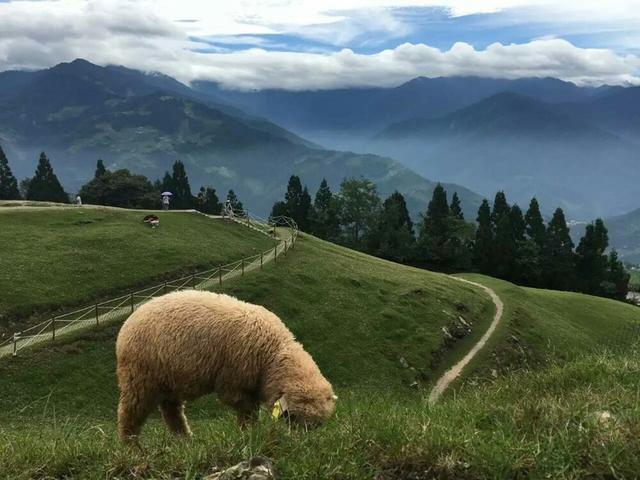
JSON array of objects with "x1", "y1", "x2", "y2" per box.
[{"x1": 161, "y1": 192, "x2": 173, "y2": 196}]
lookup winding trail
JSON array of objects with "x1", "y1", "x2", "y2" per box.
[{"x1": 428, "y1": 277, "x2": 504, "y2": 404}]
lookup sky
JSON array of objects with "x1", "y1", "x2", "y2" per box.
[{"x1": 1, "y1": 0, "x2": 639, "y2": 90}]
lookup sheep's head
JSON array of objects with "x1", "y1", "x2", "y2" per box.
[{"x1": 272, "y1": 343, "x2": 337, "y2": 426}]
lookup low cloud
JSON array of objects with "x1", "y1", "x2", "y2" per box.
[{"x1": 0, "y1": 0, "x2": 638, "y2": 90}]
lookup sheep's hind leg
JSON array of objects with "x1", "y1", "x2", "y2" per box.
[{"x1": 159, "y1": 399, "x2": 192, "y2": 437}]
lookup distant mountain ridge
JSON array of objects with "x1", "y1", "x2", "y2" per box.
[
  {"x1": 0, "y1": 59, "x2": 482, "y2": 219},
  {"x1": 372, "y1": 92, "x2": 639, "y2": 219}
]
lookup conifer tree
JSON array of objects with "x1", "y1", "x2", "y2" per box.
[
  {"x1": 0, "y1": 145, "x2": 20, "y2": 200},
  {"x1": 418, "y1": 184, "x2": 452, "y2": 269},
  {"x1": 542, "y1": 208, "x2": 575, "y2": 291},
  {"x1": 491, "y1": 191, "x2": 510, "y2": 224},
  {"x1": 524, "y1": 197, "x2": 546, "y2": 247},
  {"x1": 473, "y1": 199, "x2": 493, "y2": 273},
  {"x1": 310, "y1": 178, "x2": 340, "y2": 240},
  {"x1": 605, "y1": 250, "x2": 630, "y2": 301},
  {"x1": 368, "y1": 191, "x2": 415, "y2": 263},
  {"x1": 576, "y1": 219, "x2": 610, "y2": 295},
  {"x1": 169, "y1": 160, "x2": 194, "y2": 209},
  {"x1": 450, "y1": 191, "x2": 464, "y2": 220},
  {"x1": 95, "y1": 159, "x2": 107, "y2": 178},
  {"x1": 337, "y1": 178, "x2": 380, "y2": 246},
  {"x1": 26, "y1": 152, "x2": 68, "y2": 203}
]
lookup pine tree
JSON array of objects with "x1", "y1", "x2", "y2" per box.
[
  {"x1": 575, "y1": 219, "x2": 609, "y2": 295},
  {"x1": 26, "y1": 152, "x2": 68, "y2": 203},
  {"x1": 450, "y1": 192, "x2": 464, "y2": 220},
  {"x1": 368, "y1": 191, "x2": 415, "y2": 263},
  {"x1": 542, "y1": 208, "x2": 575, "y2": 291},
  {"x1": 170, "y1": 160, "x2": 194, "y2": 209},
  {"x1": 95, "y1": 159, "x2": 107, "y2": 178},
  {"x1": 524, "y1": 197, "x2": 546, "y2": 247},
  {"x1": 226, "y1": 190, "x2": 244, "y2": 215},
  {"x1": 418, "y1": 184, "x2": 452, "y2": 269},
  {"x1": 0, "y1": 145, "x2": 20, "y2": 200},
  {"x1": 491, "y1": 191, "x2": 510, "y2": 224},
  {"x1": 311, "y1": 178, "x2": 340, "y2": 240},
  {"x1": 473, "y1": 199, "x2": 494, "y2": 274},
  {"x1": 604, "y1": 250, "x2": 630, "y2": 301}
]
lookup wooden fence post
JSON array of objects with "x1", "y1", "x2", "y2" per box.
[
  {"x1": 130, "y1": 293, "x2": 134, "y2": 313},
  {"x1": 52, "y1": 317, "x2": 56, "y2": 341},
  {"x1": 260, "y1": 252, "x2": 263, "y2": 270},
  {"x1": 284, "y1": 240, "x2": 287, "y2": 256},
  {"x1": 95, "y1": 304, "x2": 99, "y2": 326},
  {"x1": 241, "y1": 258, "x2": 245, "y2": 276},
  {"x1": 12, "y1": 333, "x2": 18, "y2": 356},
  {"x1": 164, "y1": 281, "x2": 168, "y2": 294},
  {"x1": 192, "y1": 274, "x2": 196, "y2": 288},
  {"x1": 218, "y1": 266, "x2": 223, "y2": 285},
  {"x1": 274, "y1": 245, "x2": 277, "y2": 262}
]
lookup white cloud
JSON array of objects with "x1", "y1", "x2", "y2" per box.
[{"x1": 0, "y1": 0, "x2": 639, "y2": 89}]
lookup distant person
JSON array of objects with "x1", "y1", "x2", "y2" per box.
[
  {"x1": 162, "y1": 195, "x2": 170, "y2": 210},
  {"x1": 75, "y1": 195, "x2": 82, "y2": 206}
]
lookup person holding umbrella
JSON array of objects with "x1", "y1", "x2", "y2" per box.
[{"x1": 161, "y1": 192, "x2": 172, "y2": 210}]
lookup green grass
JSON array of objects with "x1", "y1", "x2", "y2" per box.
[
  {"x1": 1, "y1": 333, "x2": 638, "y2": 478},
  {"x1": 454, "y1": 274, "x2": 640, "y2": 383},
  {"x1": 0, "y1": 205, "x2": 273, "y2": 334},
  {"x1": 2, "y1": 232, "x2": 640, "y2": 478}
]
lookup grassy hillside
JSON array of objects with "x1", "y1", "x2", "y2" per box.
[
  {"x1": 1, "y1": 233, "x2": 639, "y2": 477},
  {"x1": 0, "y1": 205, "x2": 273, "y2": 334}
]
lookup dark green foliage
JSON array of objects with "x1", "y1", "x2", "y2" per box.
[
  {"x1": 337, "y1": 178, "x2": 381, "y2": 246},
  {"x1": 78, "y1": 168, "x2": 158, "y2": 208},
  {"x1": 417, "y1": 184, "x2": 472, "y2": 271},
  {"x1": 604, "y1": 250, "x2": 630, "y2": 301},
  {"x1": 167, "y1": 160, "x2": 194, "y2": 209},
  {"x1": 525, "y1": 198, "x2": 546, "y2": 247},
  {"x1": 542, "y1": 208, "x2": 575, "y2": 291},
  {"x1": 310, "y1": 179, "x2": 340, "y2": 241},
  {"x1": 226, "y1": 189, "x2": 244, "y2": 215},
  {"x1": 271, "y1": 175, "x2": 314, "y2": 231},
  {"x1": 0, "y1": 145, "x2": 20, "y2": 200},
  {"x1": 368, "y1": 191, "x2": 415, "y2": 263},
  {"x1": 25, "y1": 152, "x2": 68, "y2": 203},
  {"x1": 576, "y1": 220, "x2": 609, "y2": 294},
  {"x1": 473, "y1": 200, "x2": 494, "y2": 274},
  {"x1": 450, "y1": 191, "x2": 464, "y2": 220},
  {"x1": 94, "y1": 159, "x2": 107, "y2": 178},
  {"x1": 196, "y1": 187, "x2": 222, "y2": 215},
  {"x1": 491, "y1": 191, "x2": 509, "y2": 224}
]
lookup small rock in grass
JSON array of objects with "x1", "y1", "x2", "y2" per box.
[{"x1": 205, "y1": 457, "x2": 276, "y2": 480}]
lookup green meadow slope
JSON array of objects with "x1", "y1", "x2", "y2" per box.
[
  {"x1": 0, "y1": 228, "x2": 639, "y2": 478},
  {"x1": 0, "y1": 204, "x2": 273, "y2": 335}
]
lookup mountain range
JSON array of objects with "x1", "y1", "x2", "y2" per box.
[
  {"x1": 0, "y1": 59, "x2": 481, "y2": 219},
  {"x1": 198, "y1": 75, "x2": 640, "y2": 220}
]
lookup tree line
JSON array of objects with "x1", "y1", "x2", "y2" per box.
[
  {"x1": 270, "y1": 175, "x2": 630, "y2": 301},
  {"x1": 0, "y1": 146, "x2": 245, "y2": 214}
]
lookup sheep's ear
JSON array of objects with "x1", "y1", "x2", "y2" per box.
[{"x1": 332, "y1": 394, "x2": 338, "y2": 401}]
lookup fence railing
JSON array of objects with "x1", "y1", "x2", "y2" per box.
[{"x1": 0, "y1": 211, "x2": 298, "y2": 358}]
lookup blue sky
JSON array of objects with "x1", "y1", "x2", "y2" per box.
[{"x1": 1, "y1": 1, "x2": 639, "y2": 89}]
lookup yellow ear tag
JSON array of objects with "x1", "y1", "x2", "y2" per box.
[{"x1": 271, "y1": 400, "x2": 283, "y2": 420}]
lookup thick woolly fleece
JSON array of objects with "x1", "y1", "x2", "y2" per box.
[{"x1": 116, "y1": 290, "x2": 335, "y2": 440}]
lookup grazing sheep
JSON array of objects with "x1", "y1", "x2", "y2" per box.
[{"x1": 116, "y1": 290, "x2": 336, "y2": 441}]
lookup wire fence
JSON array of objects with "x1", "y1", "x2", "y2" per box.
[{"x1": 0, "y1": 211, "x2": 298, "y2": 358}]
